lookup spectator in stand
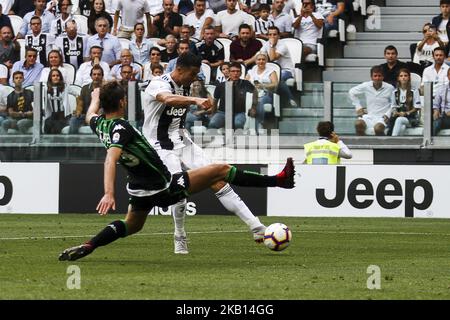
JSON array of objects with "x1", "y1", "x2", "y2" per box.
[
  {"x1": 160, "y1": 34, "x2": 179, "y2": 63},
  {"x1": 179, "y1": 24, "x2": 198, "y2": 53},
  {"x1": 69, "y1": 64, "x2": 104, "y2": 134},
  {"x1": 185, "y1": 0, "x2": 215, "y2": 40},
  {"x1": 269, "y1": 0, "x2": 293, "y2": 39},
  {"x1": 9, "y1": 0, "x2": 35, "y2": 18},
  {"x1": 0, "y1": 4, "x2": 13, "y2": 32},
  {"x1": 24, "y1": 16, "x2": 55, "y2": 66},
  {"x1": 151, "y1": 64, "x2": 164, "y2": 77},
  {"x1": 2, "y1": 71, "x2": 34, "y2": 134},
  {"x1": 196, "y1": 26, "x2": 224, "y2": 79},
  {"x1": 39, "y1": 50, "x2": 69, "y2": 84},
  {"x1": 215, "y1": 62, "x2": 230, "y2": 84},
  {"x1": 209, "y1": 61, "x2": 258, "y2": 130},
  {"x1": 75, "y1": 45, "x2": 111, "y2": 86},
  {"x1": 387, "y1": 68, "x2": 421, "y2": 136},
  {"x1": 185, "y1": 79, "x2": 214, "y2": 133},
  {"x1": 432, "y1": 0, "x2": 450, "y2": 46},
  {"x1": 0, "y1": 26, "x2": 20, "y2": 69},
  {"x1": 151, "y1": 0, "x2": 183, "y2": 38},
  {"x1": 9, "y1": 47, "x2": 44, "y2": 87},
  {"x1": 255, "y1": 4, "x2": 274, "y2": 40},
  {"x1": 55, "y1": 20, "x2": 88, "y2": 70},
  {"x1": 142, "y1": 47, "x2": 164, "y2": 81},
  {"x1": 112, "y1": 0, "x2": 152, "y2": 40},
  {"x1": 380, "y1": 45, "x2": 408, "y2": 88},
  {"x1": 245, "y1": 52, "x2": 278, "y2": 131},
  {"x1": 414, "y1": 24, "x2": 445, "y2": 69},
  {"x1": 110, "y1": 49, "x2": 142, "y2": 81},
  {"x1": 129, "y1": 22, "x2": 155, "y2": 65},
  {"x1": 50, "y1": 0, "x2": 73, "y2": 37},
  {"x1": 433, "y1": 68, "x2": 450, "y2": 135},
  {"x1": 86, "y1": 17, "x2": 122, "y2": 68},
  {"x1": 230, "y1": 23, "x2": 262, "y2": 69},
  {"x1": 292, "y1": 0, "x2": 324, "y2": 60},
  {"x1": 422, "y1": 47, "x2": 449, "y2": 95},
  {"x1": 259, "y1": 26, "x2": 298, "y2": 107},
  {"x1": 43, "y1": 68, "x2": 74, "y2": 134},
  {"x1": 216, "y1": 0, "x2": 254, "y2": 40},
  {"x1": 315, "y1": 0, "x2": 345, "y2": 36},
  {"x1": 166, "y1": 39, "x2": 205, "y2": 81},
  {"x1": 349, "y1": 65, "x2": 394, "y2": 136},
  {"x1": 16, "y1": 0, "x2": 55, "y2": 38},
  {"x1": 87, "y1": 0, "x2": 113, "y2": 35},
  {"x1": 78, "y1": 0, "x2": 94, "y2": 16}
]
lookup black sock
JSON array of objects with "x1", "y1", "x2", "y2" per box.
[
  {"x1": 225, "y1": 166, "x2": 277, "y2": 187},
  {"x1": 87, "y1": 220, "x2": 127, "y2": 249}
]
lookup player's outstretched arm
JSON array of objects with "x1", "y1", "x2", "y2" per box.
[
  {"x1": 96, "y1": 147, "x2": 122, "y2": 215},
  {"x1": 85, "y1": 88, "x2": 101, "y2": 125},
  {"x1": 156, "y1": 92, "x2": 212, "y2": 110}
]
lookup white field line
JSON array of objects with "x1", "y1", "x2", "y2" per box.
[{"x1": 1, "y1": 229, "x2": 450, "y2": 241}]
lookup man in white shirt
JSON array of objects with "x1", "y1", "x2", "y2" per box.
[
  {"x1": 422, "y1": 47, "x2": 450, "y2": 95},
  {"x1": 349, "y1": 65, "x2": 395, "y2": 136},
  {"x1": 269, "y1": 0, "x2": 293, "y2": 38},
  {"x1": 215, "y1": 0, "x2": 253, "y2": 40},
  {"x1": 75, "y1": 45, "x2": 111, "y2": 86},
  {"x1": 86, "y1": 17, "x2": 122, "y2": 67},
  {"x1": 185, "y1": 0, "x2": 215, "y2": 40},
  {"x1": 292, "y1": 0, "x2": 324, "y2": 59},
  {"x1": 259, "y1": 25, "x2": 297, "y2": 107},
  {"x1": 112, "y1": 0, "x2": 152, "y2": 40}
]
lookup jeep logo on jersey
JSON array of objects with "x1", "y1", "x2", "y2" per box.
[
  {"x1": 166, "y1": 107, "x2": 187, "y2": 117},
  {"x1": 316, "y1": 166, "x2": 433, "y2": 217},
  {"x1": 0, "y1": 176, "x2": 13, "y2": 206}
]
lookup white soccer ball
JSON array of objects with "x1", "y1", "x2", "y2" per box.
[{"x1": 263, "y1": 223, "x2": 292, "y2": 251}]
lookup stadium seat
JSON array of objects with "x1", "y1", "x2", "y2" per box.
[
  {"x1": 118, "y1": 37, "x2": 130, "y2": 49},
  {"x1": 205, "y1": 84, "x2": 215, "y2": 97},
  {"x1": 63, "y1": 63, "x2": 76, "y2": 84},
  {"x1": 148, "y1": 38, "x2": 165, "y2": 50},
  {"x1": 217, "y1": 38, "x2": 232, "y2": 62},
  {"x1": 201, "y1": 63, "x2": 211, "y2": 84},
  {"x1": 279, "y1": 38, "x2": 303, "y2": 91},
  {"x1": 256, "y1": 38, "x2": 266, "y2": 47},
  {"x1": 17, "y1": 38, "x2": 25, "y2": 61},
  {"x1": 411, "y1": 73, "x2": 422, "y2": 91},
  {"x1": 9, "y1": 15, "x2": 23, "y2": 36},
  {"x1": 73, "y1": 14, "x2": 88, "y2": 34},
  {"x1": 0, "y1": 63, "x2": 8, "y2": 80}
]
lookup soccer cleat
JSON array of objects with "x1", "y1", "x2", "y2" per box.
[
  {"x1": 276, "y1": 157, "x2": 295, "y2": 189},
  {"x1": 58, "y1": 244, "x2": 93, "y2": 261},
  {"x1": 174, "y1": 235, "x2": 189, "y2": 254},
  {"x1": 252, "y1": 226, "x2": 266, "y2": 243}
]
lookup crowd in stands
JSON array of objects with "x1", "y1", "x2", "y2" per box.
[{"x1": 7, "y1": 0, "x2": 448, "y2": 137}]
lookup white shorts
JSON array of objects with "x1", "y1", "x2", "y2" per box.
[
  {"x1": 156, "y1": 136, "x2": 211, "y2": 174},
  {"x1": 359, "y1": 114, "x2": 386, "y2": 129}
]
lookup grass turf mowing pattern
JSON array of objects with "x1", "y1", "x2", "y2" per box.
[{"x1": 0, "y1": 214, "x2": 450, "y2": 299}]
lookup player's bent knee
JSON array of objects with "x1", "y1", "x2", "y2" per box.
[{"x1": 210, "y1": 180, "x2": 227, "y2": 192}]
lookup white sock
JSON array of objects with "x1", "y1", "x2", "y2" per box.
[
  {"x1": 215, "y1": 184, "x2": 264, "y2": 231},
  {"x1": 172, "y1": 199, "x2": 187, "y2": 237}
]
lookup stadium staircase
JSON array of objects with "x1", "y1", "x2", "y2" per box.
[{"x1": 279, "y1": 0, "x2": 440, "y2": 136}]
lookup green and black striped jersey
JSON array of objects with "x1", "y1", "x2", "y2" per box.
[{"x1": 90, "y1": 115, "x2": 171, "y2": 191}]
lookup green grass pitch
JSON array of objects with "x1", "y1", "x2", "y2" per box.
[{"x1": 0, "y1": 214, "x2": 449, "y2": 300}]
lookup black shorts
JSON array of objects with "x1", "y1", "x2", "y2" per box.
[{"x1": 129, "y1": 172, "x2": 190, "y2": 211}]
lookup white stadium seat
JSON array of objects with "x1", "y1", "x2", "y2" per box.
[{"x1": 9, "y1": 15, "x2": 23, "y2": 36}]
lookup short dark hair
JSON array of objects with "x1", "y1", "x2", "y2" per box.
[
  {"x1": 268, "y1": 26, "x2": 280, "y2": 34},
  {"x1": 229, "y1": 61, "x2": 242, "y2": 70},
  {"x1": 100, "y1": 81, "x2": 125, "y2": 113},
  {"x1": 238, "y1": 23, "x2": 252, "y2": 32},
  {"x1": 30, "y1": 16, "x2": 42, "y2": 24},
  {"x1": 90, "y1": 64, "x2": 104, "y2": 76},
  {"x1": 12, "y1": 71, "x2": 24, "y2": 78},
  {"x1": 178, "y1": 39, "x2": 191, "y2": 47},
  {"x1": 433, "y1": 47, "x2": 446, "y2": 56},
  {"x1": 151, "y1": 64, "x2": 164, "y2": 73},
  {"x1": 384, "y1": 45, "x2": 398, "y2": 55},
  {"x1": 176, "y1": 52, "x2": 201, "y2": 69},
  {"x1": 440, "y1": 0, "x2": 450, "y2": 6},
  {"x1": 90, "y1": 45, "x2": 103, "y2": 53},
  {"x1": 370, "y1": 65, "x2": 383, "y2": 76},
  {"x1": 150, "y1": 46, "x2": 161, "y2": 54},
  {"x1": 317, "y1": 121, "x2": 334, "y2": 138},
  {"x1": 25, "y1": 47, "x2": 38, "y2": 55},
  {"x1": 259, "y1": 4, "x2": 270, "y2": 12},
  {"x1": 134, "y1": 22, "x2": 144, "y2": 30}
]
